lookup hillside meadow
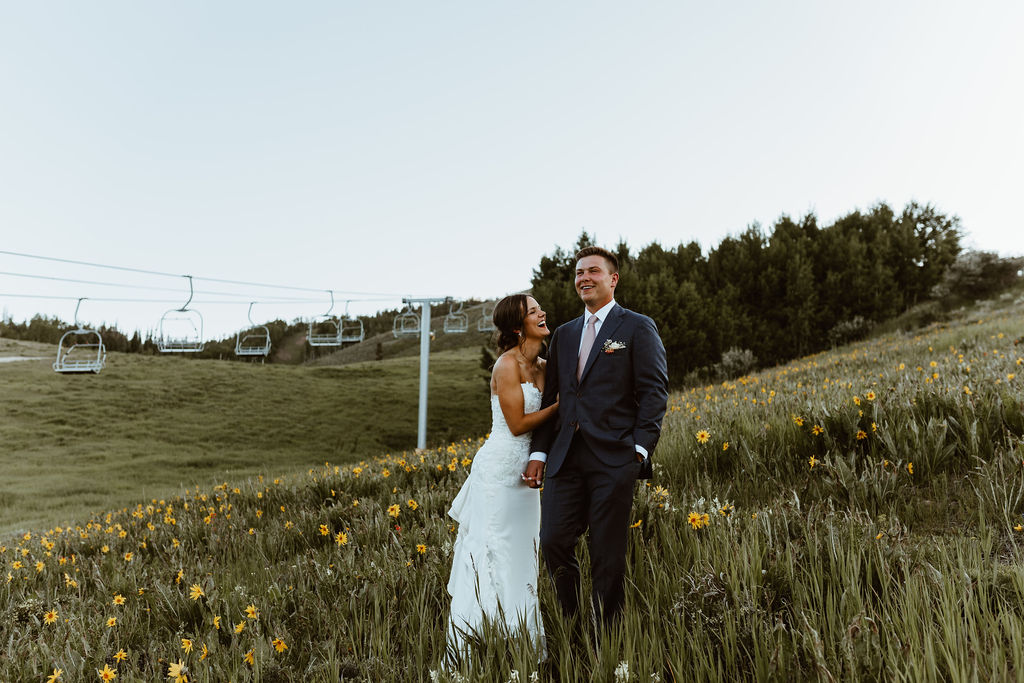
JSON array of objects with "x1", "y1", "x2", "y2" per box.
[
  {"x1": 0, "y1": 339, "x2": 490, "y2": 534},
  {"x1": 2, "y1": 295, "x2": 1024, "y2": 681}
]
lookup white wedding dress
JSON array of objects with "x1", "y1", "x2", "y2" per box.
[{"x1": 446, "y1": 382, "x2": 544, "y2": 659}]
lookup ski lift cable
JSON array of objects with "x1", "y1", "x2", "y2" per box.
[
  {"x1": 0, "y1": 249, "x2": 404, "y2": 298},
  {"x1": 0, "y1": 292, "x2": 394, "y2": 305},
  {"x1": 0, "y1": 270, "x2": 322, "y2": 301}
]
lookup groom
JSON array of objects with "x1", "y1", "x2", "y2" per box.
[{"x1": 525, "y1": 245, "x2": 668, "y2": 628}]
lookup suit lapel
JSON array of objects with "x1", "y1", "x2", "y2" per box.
[
  {"x1": 564, "y1": 315, "x2": 586, "y2": 387},
  {"x1": 578, "y1": 305, "x2": 625, "y2": 384}
]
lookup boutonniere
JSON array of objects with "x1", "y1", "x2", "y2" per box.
[{"x1": 602, "y1": 340, "x2": 627, "y2": 354}]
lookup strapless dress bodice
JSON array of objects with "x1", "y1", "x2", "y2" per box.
[{"x1": 465, "y1": 382, "x2": 542, "y2": 487}]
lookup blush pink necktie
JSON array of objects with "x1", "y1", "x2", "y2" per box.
[{"x1": 576, "y1": 314, "x2": 598, "y2": 381}]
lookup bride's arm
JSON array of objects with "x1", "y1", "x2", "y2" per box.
[{"x1": 494, "y1": 358, "x2": 559, "y2": 437}]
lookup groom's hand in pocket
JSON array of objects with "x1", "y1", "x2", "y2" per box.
[{"x1": 523, "y1": 461, "x2": 545, "y2": 488}]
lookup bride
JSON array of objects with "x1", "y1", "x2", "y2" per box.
[{"x1": 446, "y1": 294, "x2": 558, "y2": 661}]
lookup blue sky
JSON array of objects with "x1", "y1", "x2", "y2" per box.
[{"x1": 1, "y1": 1, "x2": 1021, "y2": 338}]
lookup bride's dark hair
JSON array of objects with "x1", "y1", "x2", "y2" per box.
[{"x1": 493, "y1": 294, "x2": 530, "y2": 353}]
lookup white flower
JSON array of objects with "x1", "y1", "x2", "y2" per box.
[
  {"x1": 429, "y1": 671, "x2": 440, "y2": 683},
  {"x1": 602, "y1": 339, "x2": 627, "y2": 353},
  {"x1": 507, "y1": 671, "x2": 520, "y2": 683},
  {"x1": 530, "y1": 673, "x2": 540, "y2": 682},
  {"x1": 614, "y1": 661, "x2": 630, "y2": 682}
]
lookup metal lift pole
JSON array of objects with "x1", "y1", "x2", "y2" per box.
[
  {"x1": 417, "y1": 303, "x2": 431, "y2": 450},
  {"x1": 405, "y1": 297, "x2": 448, "y2": 450}
]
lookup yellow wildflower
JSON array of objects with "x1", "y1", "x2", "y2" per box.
[
  {"x1": 687, "y1": 512, "x2": 710, "y2": 529},
  {"x1": 167, "y1": 661, "x2": 188, "y2": 682}
]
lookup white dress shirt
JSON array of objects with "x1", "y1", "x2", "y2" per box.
[{"x1": 529, "y1": 300, "x2": 648, "y2": 464}]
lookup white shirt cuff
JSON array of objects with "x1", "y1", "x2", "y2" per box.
[
  {"x1": 635, "y1": 444, "x2": 649, "y2": 459},
  {"x1": 529, "y1": 452, "x2": 547, "y2": 463}
]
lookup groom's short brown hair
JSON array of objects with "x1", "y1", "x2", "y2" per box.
[{"x1": 575, "y1": 246, "x2": 619, "y2": 274}]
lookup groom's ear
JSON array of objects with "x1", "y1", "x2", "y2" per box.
[{"x1": 610, "y1": 272, "x2": 619, "y2": 289}]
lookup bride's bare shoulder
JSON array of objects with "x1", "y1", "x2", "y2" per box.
[{"x1": 491, "y1": 351, "x2": 519, "y2": 382}]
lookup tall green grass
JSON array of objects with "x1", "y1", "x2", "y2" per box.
[{"x1": 2, "y1": 304, "x2": 1024, "y2": 681}]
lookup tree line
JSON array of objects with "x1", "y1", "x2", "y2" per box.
[{"x1": 531, "y1": 201, "x2": 1021, "y2": 385}]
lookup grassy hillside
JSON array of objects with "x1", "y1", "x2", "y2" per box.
[
  {"x1": 0, "y1": 340, "x2": 490, "y2": 534},
  {"x1": 2, "y1": 298, "x2": 1024, "y2": 680}
]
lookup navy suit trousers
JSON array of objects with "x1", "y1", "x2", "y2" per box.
[{"x1": 539, "y1": 431, "x2": 639, "y2": 625}]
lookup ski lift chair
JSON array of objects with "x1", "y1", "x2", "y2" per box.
[
  {"x1": 53, "y1": 298, "x2": 107, "y2": 374},
  {"x1": 393, "y1": 301, "x2": 420, "y2": 338},
  {"x1": 443, "y1": 300, "x2": 469, "y2": 334},
  {"x1": 340, "y1": 301, "x2": 365, "y2": 344},
  {"x1": 235, "y1": 303, "x2": 272, "y2": 357},
  {"x1": 157, "y1": 275, "x2": 205, "y2": 352},
  {"x1": 308, "y1": 291, "x2": 343, "y2": 347},
  {"x1": 477, "y1": 303, "x2": 496, "y2": 332}
]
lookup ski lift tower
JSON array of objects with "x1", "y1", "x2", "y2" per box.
[{"x1": 405, "y1": 296, "x2": 449, "y2": 450}]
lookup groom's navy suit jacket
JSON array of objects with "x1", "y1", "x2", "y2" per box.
[{"x1": 532, "y1": 304, "x2": 669, "y2": 478}]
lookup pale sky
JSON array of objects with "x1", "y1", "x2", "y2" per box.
[{"x1": 1, "y1": 1, "x2": 1021, "y2": 339}]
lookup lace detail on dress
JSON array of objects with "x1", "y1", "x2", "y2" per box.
[{"x1": 468, "y1": 383, "x2": 542, "y2": 487}]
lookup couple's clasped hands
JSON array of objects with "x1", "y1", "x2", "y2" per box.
[
  {"x1": 522, "y1": 460, "x2": 544, "y2": 489},
  {"x1": 522, "y1": 396, "x2": 557, "y2": 488}
]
